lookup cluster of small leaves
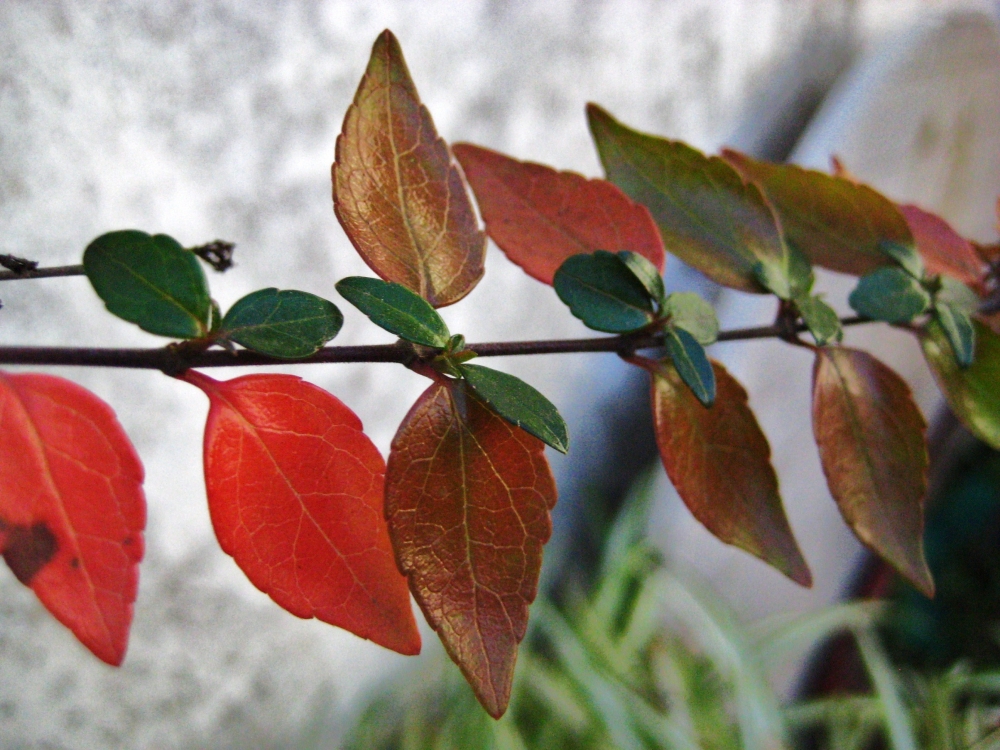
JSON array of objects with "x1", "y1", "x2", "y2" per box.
[{"x1": 2, "y1": 26, "x2": 1000, "y2": 723}]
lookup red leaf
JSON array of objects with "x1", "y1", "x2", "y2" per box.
[
  {"x1": 181, "y1": 370, "x2": 420, "y2": 656},
  {"x1": 385, "y1": 377, "x2": 557, "y2": 718},
  {"x1": 649, "y1": 360, "x2": 811, "y2": 586},
  {"x1": 812, "y1": 347, "x2": 933, "y2": 596},
  {"x1": 452, "y1": 142, "x2": 665, "y2": 285},
  {"x1": 899, "y1": 203, "x2": 988, "y2": 292},
  {"x1": 0, "y1": 372, "x2": 145, "y2": 665},
  {"x1": 333, "y1": 30, "x2": 485, "y2": 307}
]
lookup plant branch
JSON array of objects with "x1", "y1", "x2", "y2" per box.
[
  {"x1": 0, "y1": 264, "x2": 85, "y2": 281},
  {"x1": 0, "y1": 315, "x2": 872, "y2": 372}
]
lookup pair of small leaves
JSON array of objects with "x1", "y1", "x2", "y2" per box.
[
  {"x1": 336, "y1": 276, "x2": 568, "y2": 454},
  {"x1": 553, "y1": 250, "x2": 718, "y2": 405},
  {"x1": 0, "y1": 372, "x2": 146, "y2": 665},
  {"x1": 84, "y1": 231, "x2": 342, "y2": 358}
]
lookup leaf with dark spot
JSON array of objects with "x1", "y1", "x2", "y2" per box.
[{"x1": 0, "y1": 372, "x2": 146, "y2": 665}]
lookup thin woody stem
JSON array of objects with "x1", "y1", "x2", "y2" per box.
[
  {"x1": 0, "y1": 316, "x2": 872, "y2": 373},
  {"x1": 0, "y1": 264, "x2": 85, "y2": 281}
]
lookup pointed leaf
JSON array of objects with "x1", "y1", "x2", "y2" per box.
[
  {"x1": 181, "y1": 370, "x2": 421, "y2": 656},
  {"x1": 937, "y1": 276, "x2": 980, "y2": 313},
  {"x1": 663, "y1": 291, "x2": 718, "y2": 344},
  {"x1": 587, "y1": 104, "x2": 790, "y2": 295},
  {"x1": 618, "y1": 250, "x2": 666, "y2": 304},
  {"x1": 386, "y1": 378, "x2": 558, "y2": 717},
  {"x1": 811, "y1": 347, "x2": 932, "y2": 596},
  {"x1": 649, "y1": 361, "x2": 811, "y2": 585},
  {"x1": 553, "y1": 251, "x2": 655, "y2": 333},
  {"x1": 0, "y1": 372, "x2": 145, "y2": 665},
  {"x1": 663, "y1": 327, "x2": 715, "y2": 406},
  {"x1": 934, "y1": 303, "x2": 975, "y2": 367},
  {"x1": 879, "y1": 240, "x2": 925, "y2": 280},
  {"x1": 921, "y1": 318, "x2": 1000, "y2": 450},
  {"x1": 332, "y1": 30, "x2": 485, "y2": 307},
  {"x1": 900, "y1": 204, "x2": 988, "y2": 292},
  {"x1": 83, "y1": 230, "x2": 211, "y2": 338},
  {"x1": 722, "y1": 150, "x2": 914, "y2": 277},
  {"x1": 797, "y1": 294, "x2": 843, "y2": 346},
  {"x1": 849, "y1": 267, "x2": 930, "y2": 323},
  {"x1": 459, "y1": 363, "x2": 568, "y2": 453},
  {"x1": 336, "y1": 276, "x2": 450, "y2": 347},
  {"x1": 218, "y1": 288, "x2": 343, "y2": 358},
  {"x1": 451, "y1": 142, "x2": 664, "y2": 285}
]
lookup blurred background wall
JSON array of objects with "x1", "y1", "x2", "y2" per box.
[{"x1": 1, "y1": 1, "x2": 997, "y2": 747}]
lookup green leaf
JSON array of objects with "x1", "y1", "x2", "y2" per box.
[
  {"x1": 848, "y1": 268, "x2": 930, "y2": 323},
  {"x1": 937, "y1": 276, "x2": 980, "y2": 313},
  {"x1": 617, "y1": 250, "x2": 665, "y2": 304},
  {"x1": 83, "y1": 230, "x2": 211, "y2": 338},
  {"x1": 880, "y1": 240, "x2": 924, "y2": 279},
  {"x1": 921, "y1": 318, "x2": 1000, "y2": 450},
  {"x1": 336, "y1": 276, "x2": 450, "y2": 347},
  {"x1": 797, "y1": 295, "x2": 842, "y2": 346},
  {"x1": 664, "y1": 327, "x2": 715, "y2": 406},
  {"x1": 459, "y1": 363, "x2": 568, "y2": 454},
  {"x1": 218, "y1": 288, "x2": 343, "y2": 358},
  {"x1": 553, "y1": 251, "x2": 655, "y2": 333},
  {"x1": 663, "y1": 292, "x2": 718, "y2": 345},
  {"x1": 587, "y1": 104, "x2": 788, "y2": 295},
  {"x1": 933, "y1": 303, "x2": 975, "y2": 368}
]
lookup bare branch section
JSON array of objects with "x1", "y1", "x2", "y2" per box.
[
  {"x1": 0, "y1": 263, "x2": 84, "y2": 281},
  {"x1": 0, "y1": 316, "x2": 871, "y2": 372}
]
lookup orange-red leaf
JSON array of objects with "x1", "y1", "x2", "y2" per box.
[
  {"x1": 333, "y1": 30, "x2": 485, "y2": 307},
  {"x1": 181, "y1": 370, "x2": 420, "y2": 656},
  {"x1": 0, "y1": 372, "x2": 145, "y2": 665},
  {"x1": 899, "y1": 203, "x2": 988, "y2": 292},
  {"x1": 385, "y1": 377, "x2": 557, "y2": 718},
  {"x1": 452, "y1": 142, "x2": 664, "y2": 285},
  {"x1": 811, "y1": 347, "x2": 933, "y2": 596},
  {"x1": 649, "y1": 360, "x2": 811, "y2": 586}
]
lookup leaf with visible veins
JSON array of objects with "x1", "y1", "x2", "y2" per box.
[
  {"x1": 182, "y1": 370, "x2": 420, "y2": 656},
  {"x1": 722, "y1": 150, "x2": 914, "y2": 277},
  {"x1": 452, "y1": 142, "x2": 664, "y2": 285},
  {"x1": 649, "y1": 360, "x2": 811, "y2": 586},
  {"x1": 333, "y1": 30, "x2": 485, "y2": 307},
  {"x1": 385, "y1": 377, "x2": 557, "y2": 718},
  {"x1": 0, "y1": 372, "x2": 146, "y2": 665},
  {"x1": 812, "y1": 347, "x2": 933, "y2": 596}
]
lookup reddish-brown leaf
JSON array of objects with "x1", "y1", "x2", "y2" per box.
[
  {"x1": 0, "y1": 372, "x2": 145, "y2": 665},
  {"x1": 452, "y1": 142, "x2": 664, "y2": 285},
  {"x1": 811, "y1": 347, "x2": 933, "y2": 596},
  {"x1": 181, "y1": 370, "x2": 420, "y2": 656},
  {"x1": 899, "y1": 203, "x2": 988, "y2": 292},
  {"x1": 385, "y1": 377, "x2": 557, "y2": 718},
  {"x1": 649, "y1": 360, "x2": 811, "y2": 586},
  {"x1": 333, "y1": 30, "x2": 485, "y2": 307},
  {"x1": 722, "y1": 149, "x2": 913, "y2": 277}
]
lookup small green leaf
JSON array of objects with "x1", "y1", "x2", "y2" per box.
[
  {"x1": 848, "y1": 267, "x2": 930, "y2": 323},
  {"x1": 880, "y1": 239, "x2": 924, "y2": 279},
  {"x1": 753, "y1": 241, "x2": 813, "y2": 301},
  {"x1": 554, "y1": 251, "x2": 655, "y2": 333},
  {"x1": 664, "y1": 327, "x2": 715, "y2": 406},
  {"x1": 797, "y1": 295, "x2": 842, "y2": 346},
  {"x1": 336, "y1": 276, "x2": 450, "y2": 347},
  {"x1": 936, "y1": 276, "x2": 980, "y2": 313},
  {"x1": 209, "y1": 299, "x2": 223, "y2": 334},
  {"x1": 459, "y1": 363, "x2": 569, "y2": 453},
  {"x1": 218, "y1": 288, "x2": 343, "y2": 358},
  {"x1": 83, "y1": 230, "x2": 211, "y2": 338},
  {"x1": 934, "y1": 303, "x2": 975, "y2": 367},
  {"x1": 921, "y1": 318, "x2": 1000, "y2": 450},
  {"x1": 617, "y1": 250, "x2": 665, "y2": 305},
  {"x1": 663, "y1": 292, "x2": 718, "y2": 344}
]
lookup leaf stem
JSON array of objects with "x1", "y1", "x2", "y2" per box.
[{"x1": 0, "y1": 316, "x2": 873, "y2": 372}]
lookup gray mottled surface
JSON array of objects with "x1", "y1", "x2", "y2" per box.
[{"x1": 0, "y1": 1, "x2": 990, "y2": 746}]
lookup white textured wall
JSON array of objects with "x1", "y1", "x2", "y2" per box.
[{"x1": 0, "y1": 1, "x2": 990, "y2": 747}]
